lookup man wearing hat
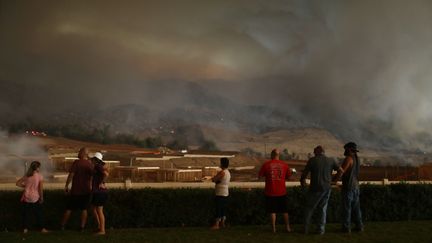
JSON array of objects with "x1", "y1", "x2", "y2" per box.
[
  {"x1": 334, "y1": 142, "x2": 364, "y2": 233},
  {"x1": 300, "y1": 145, "x2": 342, "y2": 235}
]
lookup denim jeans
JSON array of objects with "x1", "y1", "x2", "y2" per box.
[
  {"x1": 304, "y1": 189, "x2": 331, "y2": 234},
  {"x1": 341, "y1": 188, "x2": 363, "y2": 230}
]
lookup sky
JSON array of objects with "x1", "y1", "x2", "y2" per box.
[{"x1": 2, "y1": 0, "x2": 432, "y2": 149}]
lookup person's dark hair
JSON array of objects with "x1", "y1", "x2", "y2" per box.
[
  {"x1": 344, "y1": 142, "x2": 359, "y2": 156},
  {"x1": 220, "y1": 158, "x2": 229, "y2": 168},
  {"x1": 91, "y1": 156, "x2": 105, "y2": 165},
  {"x1": 314, "y1": 145, "x2": 324, "y2": 155},
  {"x1": 26, "y1": 161, "x2": 41, "y2": 177},
  {"x1": 270, "y1": 149, "x2": 279, "y2": 159}
]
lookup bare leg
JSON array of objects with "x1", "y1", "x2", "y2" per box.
[
  {"x1": 283, "y1": 213, "x2": 291, "y2": 232},
  {"x1": 95, "y1": 206, "x2": 106, "y2": 234},
  {"x1": 219, "y1": 216, "x2": 226, "y2": 228},
  {"x1": 61, "y1": 210, "x2": 72, "y2": 229},
  {"x1": 80, "y1": 210, "x2": 88, "y2": 230},
  {"x1": 92, "y1": 206, "x2": 100, "y2": 231},
  {"x1": 210, "y1": 218, "x2": 220, "y2": 230},
  {"x1": 270, "y1": 213, "x2": 276, "y2": 233}
]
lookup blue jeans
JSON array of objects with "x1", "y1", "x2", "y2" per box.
[
  {"x1": 341, "y1": 188, "x2": 363, "y2": 230},
  {"x1": 304, "y1": 189, "x2": 331, "y2": 234}
]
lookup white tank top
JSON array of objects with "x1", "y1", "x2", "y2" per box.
[{"x1": 215, "y1": 169, "x2": 231, "y2": 197}]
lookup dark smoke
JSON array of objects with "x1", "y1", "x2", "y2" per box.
[{"x1": 1, "y1": 0, "x2": 432, "y2": 151}]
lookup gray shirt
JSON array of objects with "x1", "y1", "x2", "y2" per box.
[{"x1": 302, "y1": 155, "x2": 339, "y2": 192}]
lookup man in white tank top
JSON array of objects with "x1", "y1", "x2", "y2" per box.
[{"x1": 211, "y1": 158, "x2": 231, "y2": 230}]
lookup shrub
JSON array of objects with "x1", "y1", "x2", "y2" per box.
[{"x1": 0, "y1": 184, "x2": 431, "y2": 230}]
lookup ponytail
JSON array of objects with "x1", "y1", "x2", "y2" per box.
[{"x1": 25, "y1": 161, "x2": 41, "y2": 177}]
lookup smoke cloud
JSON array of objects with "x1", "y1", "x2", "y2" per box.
[
  {"x1": 0, "y1": 131, "x2": 50, "y2": 178},
  {"x1": 1, "y1": 0, "x2": 432, "y2": 150}
]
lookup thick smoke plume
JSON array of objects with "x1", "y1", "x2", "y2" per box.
[{"x1": 1, "y1": 1, "x2": 432, "y2": 151}]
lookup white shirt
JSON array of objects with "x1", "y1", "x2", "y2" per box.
[{"x1": 215, "y1": 169, "x2": 231, "y2": 197}]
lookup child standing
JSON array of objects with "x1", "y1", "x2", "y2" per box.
[
  {"x1": 16, "y1": 161, "x2": 48, "y2": 234},
  {"x1": 211, "y1": 158, "x2": 231, "y2": 230}
]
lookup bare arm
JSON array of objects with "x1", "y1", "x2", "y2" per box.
[
  {"x1": 65, "y1": 172, "x2": 74, "y2": 193},
  {"x1": 16, "y1": 177, "x2": 25, "y2": 188},
  {"x1": 102, "y1": 165, "x2": 109, "y2": 178},
  {"x1": 333, "y1": 157, "x2": 352, "y2": 182},
  {"x1": 212, "y1": 170, "x2": 225, "y2": 183},
  {"x1": 38, "y1": 180, "x2": 44, "y2": 203}
]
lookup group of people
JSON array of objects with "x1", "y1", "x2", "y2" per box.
[
  {"x1": 16, "y1": 147, "x2": 109, "y2": 235},
  {"x1": 210, "y1": 142, "x2": 363, "y2": 235},
  {"x1": 17, "y1": 142, "x2": 363, "y2": 235}
]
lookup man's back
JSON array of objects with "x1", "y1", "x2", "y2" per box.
[
  {"x1": 70, "y1": 159, "x2": 93, "y2": 195},
  {"x1": 259, "y1": 160, "x2": 291, "y2": 196},
  {"x1": 305, "y1": 155, "x2": 339, "y2": 192}
]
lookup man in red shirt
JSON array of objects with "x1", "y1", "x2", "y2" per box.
[
  {"x1": 61, "y1": 147, "x2": 94, "y2": 231},
  {"x1": 259, "y1": 149, "x2": 292, "y2": 233}
]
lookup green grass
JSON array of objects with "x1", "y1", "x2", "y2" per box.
[{"x1": 0, "y1": 221, "x2": 431, "y2": 243}]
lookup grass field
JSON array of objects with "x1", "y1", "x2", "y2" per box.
[{"x1": 0, "y1": 221, "x2": 431, "y2": 243}]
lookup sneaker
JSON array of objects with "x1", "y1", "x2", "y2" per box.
[{"x1": 41, "y1": 228, "x2": 50, "y2": 233}]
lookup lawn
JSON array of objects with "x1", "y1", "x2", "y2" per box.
[{"x1": 0, "y1": 221, "x2": 431, "y2": 243}]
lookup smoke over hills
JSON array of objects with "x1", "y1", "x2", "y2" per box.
[{"x1": 2, "y1": 1, "x2": 432, "y2": 151}]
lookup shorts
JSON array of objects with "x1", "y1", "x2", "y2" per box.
[
  {"x1": 265, "y1": 195, "x2": 288, "y2": 213},
  {"x1": 91, "y1": 192, "x2": 108, "y2": 207},
  {"x1": 66, "y1": 194, "x2": 91, "y2": 210}
]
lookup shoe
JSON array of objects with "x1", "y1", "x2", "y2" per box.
[
  {"x1": 41, "y1": 228, "x2": 50, "y2": 233},
  {"x1": 94, "y1": 231, "x2": 106, "y2": 235},
  {"x1": 23, "y1": 229, "x2": 28, "y2": 234}
]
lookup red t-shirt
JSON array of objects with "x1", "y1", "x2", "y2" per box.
[
  {"x1": 258, "y1": 159, "x2": 292, "y2": 196},
  {"x1": 70, "y1": 159, "x2": 94, "y2": 195}
]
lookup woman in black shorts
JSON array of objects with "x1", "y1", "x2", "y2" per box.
[{"x1": 91, "y1": 152, "x2": 109, "y2": 235}]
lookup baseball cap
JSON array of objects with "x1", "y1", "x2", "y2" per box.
[{"x1": 93, "y1": 152, "x2": 103, "y2": 161}]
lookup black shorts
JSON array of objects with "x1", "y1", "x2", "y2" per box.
[
  {"x1": 66, "y1": 194, "x2": 91, "y2": 210},
  {"x1": 265, "y1": 195, "x2": 288, "y2": 213},
  {"x1": 92, "y1": 192, "x2": 108, "y2": 207}
]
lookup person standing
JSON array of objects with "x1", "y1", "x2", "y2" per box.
[
  {"x1": 334, "y1": 142, "x2": 364, "y2": 233},
  {"x1": 210, "y1": 158, "x2": 231, "y2": 230},
  {"x1": 91, "y1": 152, "x2": 109, "y2": 235},
  {"x1": 16, "y1": 161, "x2": 49, "y2": 234},
  {"x1": 300, "y1": 146, "x2": 342, "y2": 234},
  {"x1": 61, "y1": 147, "x2": 94, "y2": 231},
  {"x1": 258, "y1": 149, "x2": 292, "y2": 233}
]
